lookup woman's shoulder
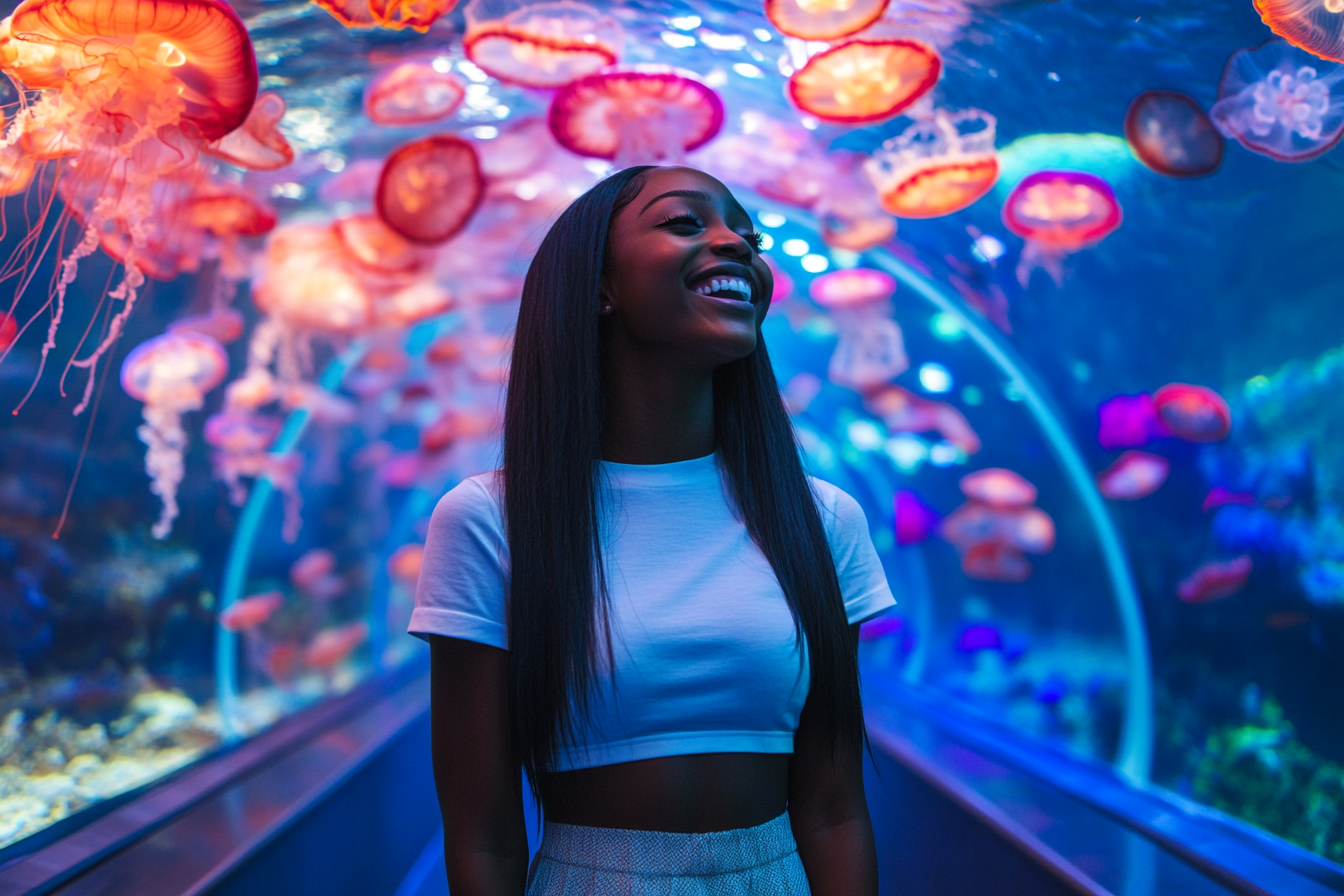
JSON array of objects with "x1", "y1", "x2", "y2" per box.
[
  {"x1": 429, "y1": 470, "x2": 505, "y2": 533},
  {"x1": 806, "y1": 476, "x2": 869, "y2": 534}
]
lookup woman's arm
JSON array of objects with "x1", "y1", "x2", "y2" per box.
[
  {"x1": 788, "y1": 624, "x2": 878, "y2": 896},
  {"x1": 429, "y1": 635, "x2": 530, "y2": 896}
]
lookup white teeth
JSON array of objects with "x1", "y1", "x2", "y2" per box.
[{"x1": 693, "y1": 276, "x2": 753, "y2": 301}]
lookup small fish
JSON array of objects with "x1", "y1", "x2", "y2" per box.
[
  {"x1": 304, "y1": 621, "x2": 369, "y2": 669},
  {"x1": 290, "y1": 548, "x2": 336, "y2": 591},
  {"x1": 1178, "y1": 556, "x2": 1252, "y2": 603},
  {"x1": 1203, "y1": 487, "x2": 1256, "y2": 513},
  {"x1": 1096, "y1": 450, "x2": 1169, "y2": 500},
  {"x1": 956, "y1": 623, "x2": 1003, "y2": 652},
  {"x1": 219, "y1": 591, "x2": 283, "y2": 632},
  {"x1": 893, "y1": 489, "x2": 941, "y2": 546}
]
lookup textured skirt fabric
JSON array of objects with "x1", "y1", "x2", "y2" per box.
[{"x1": 524, "y1": 811, "x2": 811, "y2": 895}]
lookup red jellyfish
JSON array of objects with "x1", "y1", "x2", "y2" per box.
[
  {"x1": 1253, "y1": 0, "x2": 1344, "y2": 64},
  {"x1": 765, "y1": 0, "x2": 890, "y2": 40},
  {"x1": 1002, "y1": 170, "x2": 1122, "y2": 287},
  {"x1": 203, "y1": 93, "x2": 295, "y2": 171},
  {"x1": 377, "y1": 135, "x2": 484, "y2": 244},
  {"x1": 1096, "y1": 450, "x2": 1170, "y2": 501},
  {"x1": 120, "y1": 332, "x2": 230, "y2": 539},
  {"x1": 0, "y1": 312, "x2": 18, "y2": 352},
  {"x1": 809, "y1": 268, "x2": 907, "y2": 393},
  {"x1": 364, "y1": 61, "x2": 466, "y2": 126},
  {"x1": 865, "y1": 107, "x2": 999, "y2": 218},
  {"x1": 941, "y1": 469, "x2": 1055, "y2": 582},
  {"x1": 1210, "y1": 39, "x2": 1344, "y2": 162},
  {"x1": 464, "y1": 0, "x2": 623, "y2": 88},
  {"x1": 1152, "y1": 383, "x2": 1232, "y2": 443},
  {"x1": 549, "y1": 66, "x2": 724, "y2": 167},
  {"x1": 788, "y1": 38, "x2": 941, "y2": 124},
  {"x1": 1178, "y1": 556, "x2": 1252, "y2": 604},
  {"x1": 1124, "y1": 90, "x2": 1223, "y2": 178}
]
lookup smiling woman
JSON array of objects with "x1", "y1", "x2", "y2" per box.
[{"x1": 411, "y1": 167, "x2": 891, "y2": 895}]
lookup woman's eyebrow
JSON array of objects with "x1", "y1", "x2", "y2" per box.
[{"x1": 639, "y1": 189, "x2": 715, "y2": 215}]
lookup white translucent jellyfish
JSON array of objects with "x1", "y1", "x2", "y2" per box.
[
  {"x1": 808, "y1": 267, "x2": 907, "y2": 393},
  {"x1": 120, "y1": 332, "x2": 229, "y2": 539},
  {"x1": 1210, "y1": 39, "x2": 1344, "y2": 162},
  {"x1": 864, "y1": 108, "x2": 998, "y2": 219}
]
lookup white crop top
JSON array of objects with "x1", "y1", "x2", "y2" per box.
[{"x1": 409, "y1": 453, "x2": 895, "y2": 771}]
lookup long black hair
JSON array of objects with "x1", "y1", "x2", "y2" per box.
[{"x1": 503, "y1": 166, "x2": 862, "y2": 782}]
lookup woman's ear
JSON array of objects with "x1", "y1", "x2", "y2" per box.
[{"x1": 598, "y1": 279, "x2": 615, "y2": 315}]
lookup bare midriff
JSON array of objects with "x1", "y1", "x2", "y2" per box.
[{"x1": 538, "y1": 752, "x2": 791, "y2": 833}]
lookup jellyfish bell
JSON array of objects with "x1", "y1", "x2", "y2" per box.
[
  {"x1": 334, "y1": 213, "x2": 434, "y2": 279},
  {"x1": 1253, "y1": 0, "x2": 1344, "y2": 64},
  {"x1": 311, "y1": 0, "x2": 380, "y2": 28},
  {"x1": 464, "y1": 0, "x2": 622, "y2": 88},
  {"x1": 364, "y1": 62, "x2": 465, "y2": 127},
  {"x1": 810, "y1": 268, "x2": 908, "y2": 392},
  {"x1": 204, "y1": 410, "x2": 283, "y2": 455},
  {"x1": 1178, "y1": 556, "x2": 1253, "y2": 603},
  {"x1": 202, "y1": 93, "x2": 293, "y2": 172},
  {"x1": 184, "y1": 190, "x2": 278, "y2": 238},
  {"x1": 120, "y1": 331, "x2": 229, "y2": 539},
  {"x1": 788, "y1": 37, "x2": 941, "y2": 124},
  {"x1": 1002, "y1": 169, "x2": 1122, "y2": 287},
  {"x1": 865, "y1": 108, "x2": 999, "y2": 218},
  {"x1": 1096, "y1": 450, "x2": 1170, "y2": 500},
  {"x1": 377, "y1": 134, "x2": 484, "y2": 244},
  {"x1": 369, "y1": 0, "x2": 457, "y2": 31},
  {"x1": 1124, "y1": 90, "x2": 1223, "y2": 178},
  {"x1": 290, "y1": 548, "x2": 337, "y2": 591},
  {"x1": 765, "y1": 0, "x2": 890, "y2": 40},
  {"x1": 219, "y1": 591, "x2": 283, "y2": 632},
  {"x1": 863, "y1": 384, "x2": 980, "y2": 454},
  {"x1": 548, "y1": 65, "x2": 724, "y2": 167},
  {"x1": 1152, "y1": 383, "x2": 1231, "y2": 443},
  {"x1": 1211, "y1": 39, "x2": 1344, "y2": 162},
  {"x1": 959, "y1": 467, "x2": 1037, "y2": 508},
  {"x1": 253, "y1": 223, "x2": 373, "y2": 334},
  {"x1": 809, "y1": 267, "x2": 898, "y2": 310}
]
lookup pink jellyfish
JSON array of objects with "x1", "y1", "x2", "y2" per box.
[
  {"x1": 364, "y1": 62, "x2": 466, "y2": 126},
  {"x1": 788, "y1": 38, "x2": 941, "y2": 124},
  {"x1": 202, "y1": 93, "x2": 295, "y2": 171},
  {"x1": 548, "y1": 66, "x2": 724, "y2": 167},
  {"x1": 1152, "y1": 383, "x2": 1231, "y2": 443},
  {"x1": 1210, "y1": 39, "x2": 1344, "y2": 162},
  {"x1": 765, "y1": 0, "x2": 889, "y2": 40},
  {"x1": 960, "y1": 468, "x2": 1037, "y2": 508},
  {"x1": 1124, "y1": 90, "x2": 1223, "y2": 178},
  {"x1": 1002, "y1": 170, "x2": 1122, "y2": 287},
  {"x1": 863, "y1": 385, "x2": 980, "y2": 454},
  {"x1": 120, "y1": 332, "x2": 230, "y2": 539},
  {"x1": 809, "y1": 268, "x2": 906, "y2": 393},
  {"x1": 464, "y1": 0, "x2": 622, "y2": 88},
  {"x1": 865, "y1": 108, "x2": 999, "y2": 218},
  {"x1": 1254, "y1": 0, "x2": 1344, "y2": 65},
  {"x1": 1097, "y1": 392, "x2": 1169, "y2": 449},
  {"x1": 1096, "y1": 450, "x2": 1170, "y2": 500},
  {"x1": 1178, "y1": 556, "x2": 1252, "y2": 604},
  {"x1": 377, "y1": 135, "x2": 484, "y2": 244},
  {"x1": 941, "y1": 469, "x2": 1055, "y2": 582}
]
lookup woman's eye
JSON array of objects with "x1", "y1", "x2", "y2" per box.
[
  {"x1": 744, "y1": 231, "x2": 765, "y2": 251},
  {"x1": 659, "y1": 213, "x2": 703, "y2": 229}
]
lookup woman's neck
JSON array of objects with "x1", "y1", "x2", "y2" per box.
[{"x1": 601, "y1": 340, "x2": 715, "y2": 465}]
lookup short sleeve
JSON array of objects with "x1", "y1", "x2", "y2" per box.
[
  {"x1": 812, "y1": 479, "x2": 897, "y2": 624},
  {"x1": 409, "y1": 475, "x2": 511, "y2": 649}
]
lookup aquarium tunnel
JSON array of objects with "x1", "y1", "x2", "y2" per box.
[{"x1": 1, "y1": 0, "x2": 1342, "y2": 893}]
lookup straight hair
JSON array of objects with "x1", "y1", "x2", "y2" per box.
[{"x1": 503, "y1": 166, "x2": 862, "y2": 782}]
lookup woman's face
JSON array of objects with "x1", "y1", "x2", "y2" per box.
[{"x1": 603, "y1": 168, "x2": 773, "y2": 370}]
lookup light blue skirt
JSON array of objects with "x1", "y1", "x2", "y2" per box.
[{"x1": 525, "y1": 811, "x2": 811, "y2": 895}]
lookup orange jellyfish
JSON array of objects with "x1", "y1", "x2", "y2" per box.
[
  {"x1": 252, "y1": 223, "x2": 373, "y2": 336},
  {"x1": 1253, "y1": 0, "x2": 1344, "y2": 63},
  {"x1": 765, "y1": 0, "x2": 890, "y2": 40},
  {"x1": 865, "y1": 108, "x2": 999, "y2": 218},
  {"x1": 364, "y1": 61, "x2": 465, "y2": 126},
  {"x1": 377, "y1": 135, "x2": 484, "y2": 244},
  {"x1": 788, "y1": 38, "x2": 941, "y2": 124},
  {"x1": 0, "y1": 0, "x2": 257, "y2": 409},
  {"x1": 120, "y1": 332, "x2": 230, "y2": 538},
  {"x1": 549, "y1": 66, "x2": 725, "y2": 166},
  {"x1": 464, "y1": 0, "x2": 622, "y2": 88},
  {"x1": 1152, "y1": 383, "x2": 1231, "y2": 442},
  {"x1": 809, "y1": 267, "x2": 907, "y2": 393},
  {"x1": 1001, "y1": 170, "x2": 1122, "y2": 287},
  {"x1": 312, "y1": 0, "x2": 381, "y2": 27},
  {"x1": 369, "y1": 0, "x2": 457, "y2": 30},
  {"x1": 1124, "y1": 90, "x2": 1223, "y2": 178},
  {"x1": 203, "y1": 92, "x2": 294, "y2": 171},
  {"x1": 388, "y1": 544, "x2": 425, "y2": 587}
]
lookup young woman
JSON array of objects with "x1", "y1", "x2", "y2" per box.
[{"x1": 411, "y1": 166, "x2": 894, "y2": 895}]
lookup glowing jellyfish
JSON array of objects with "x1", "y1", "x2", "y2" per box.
[
  {"x1": 0, "y1": 312, "x2": 17, "y2": 352},
  {"x1": 388, "y1": 544, "x2": 425, "y2": 586},
  {"x1": 312, "y1": 0, "x2": 380, "y2": 28},
  {"x1": 1096, "y1": 450, "x2": 1170, "y2": 500},
  {"x1": 765, "y1": 0, "x2": 890, "y2": 40},
  {"x1": 816, "y1": 154, "x2": 897, "y2": 251},
  {"x1": 1178, "y1": 556, "x2": 1252, "y2": 603},
  {"x1": 365, "y1": 62, "x2": 465, "y2": 126},
  {"x1": 959, "y1": 468, "x2": 1037, "y2": 508},
  {"x1": 549, "y1": 66, "x2": 724, "y2": 167},
  {"x1": 335, "y1": 214, "x2": 434, "y2": 280},
  {"x1": 1253, "y1": 0, "x2": 1344, "y2": 64},
  {"x1": 693, "y1": 114, "x2": 831, "y2": 208},
  {"x1": 1097, "y1": 392, "x2": 1168, "y2": 449},
  {"x1": 809, "y1": 268, "x2": 906, "y2": 392},
  {"x1": 863, "y1": 384, "x2": 980, "y2": 454},
  {"x1": 203, "y1": 93, "x2": 295, "y2": 171},
  {"x1": 1152, "y1": 383, "x2": 1231, "y2": 442},
  {"x1": 305, "y1": 621, "x2": 369, "y2": 668},
  {"x1": 253, "y1": 224, "x2": 373, "y2": 335},
  {"x1": 0, "y1": 0, "x2": 256, "y2": 410},
  {"x1": 865, "y1": 108, "x2": 999, "y2": 218},
  {"x1": 120, "y1": 332, "x2": 229, "y2": 539},
  {"x1": 219, "y1": 591, "x2": 283, "y2": 632},
  {"x1": 1001, "y1": 170, "x2": 1122, "y2": 287},
  {"x1": 941, "y1": 473, "x2": 1054, "y2": 583},
  {"x1": 313, "y1": 0, "x2": 455, "y2": 30},
  {"x1": 1210, "y1": 39, "x2": 1344, "y2": 162},
  {"x1": 1124, "y1": 90, "x2": 1223, "y2": 178},
  {"x1": 788, "y1": 38, "x2": 941, "y2": 124},
  {"x1": 464, "y1": 0, "x2": 622, "y2": 87},
  {"x1": 377, "y1": 135, "x2": 484, "y2": 244}
]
